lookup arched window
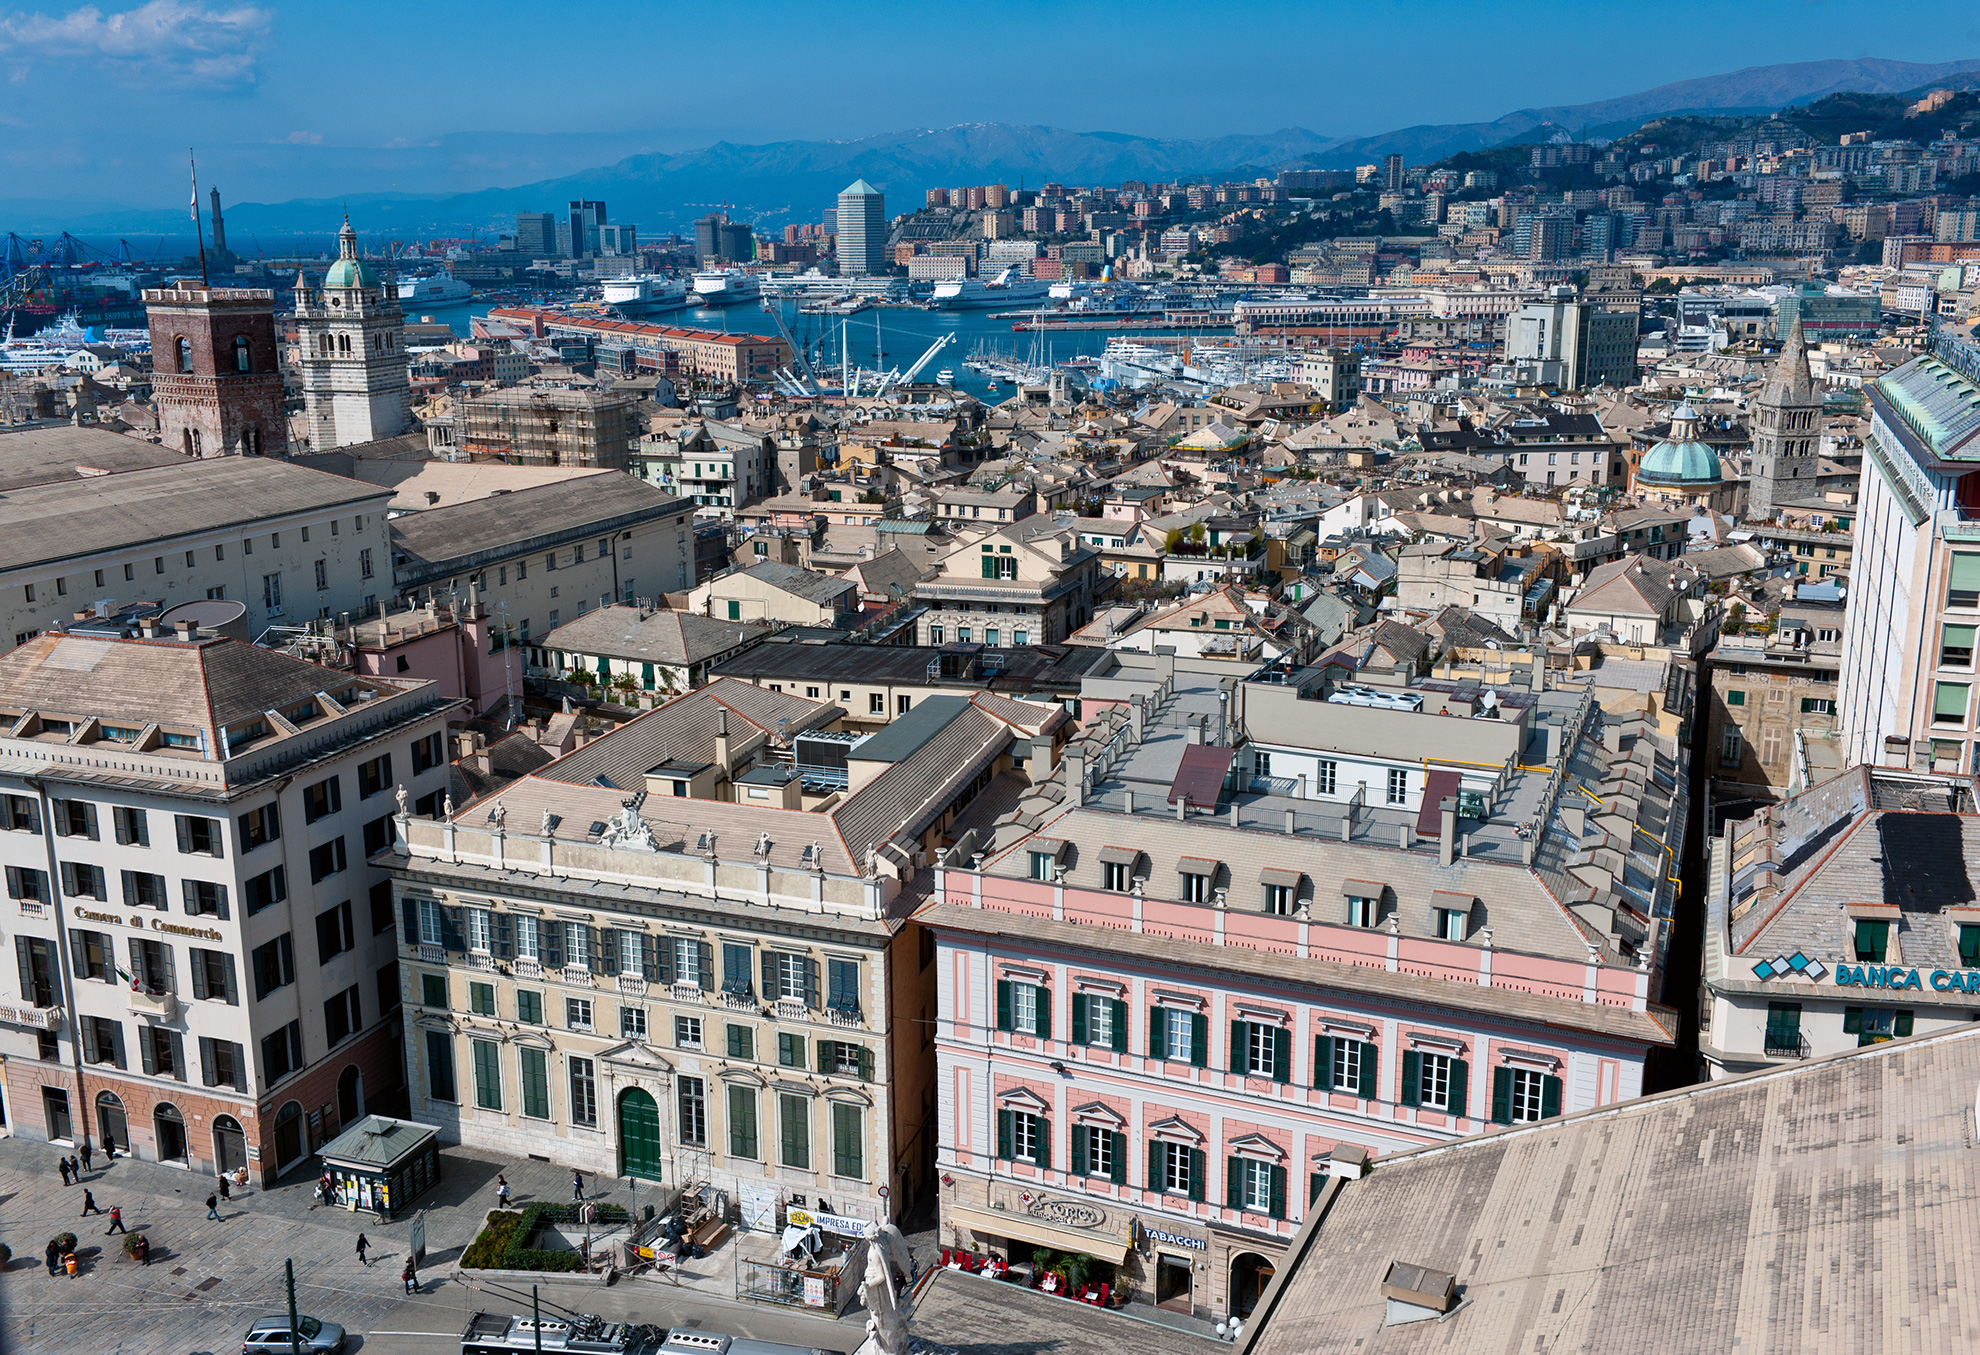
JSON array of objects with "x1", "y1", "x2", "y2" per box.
[
  {"x1": 175, "y1": 337, "x2": 192, "y2": 373},
  {"x1": 273, "y1": 1100, "x2": 305, "y2": 1170},
  {"x1": 232, "y1": 336, "x2": 251, "y2": 372},
  {"x1": 338, "y1": 333, "x2": 350, "y2": 355},
  {"x1": 155, "y1": 1102, "x2": 188, "y2": 1165}
]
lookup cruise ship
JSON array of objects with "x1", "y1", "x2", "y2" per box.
[
  {"x1": 928, "y1": 268, "x2": 1054, "y2": 310},
  {"x1": 691, "y1": 269, "x2": 762, "y2": 306},
  {"x1": 600, "y1": 274, "x2": 690, "y2": 315},
  {"x1": 397, "y1": 275, "x2": 473, "y2": 304}
]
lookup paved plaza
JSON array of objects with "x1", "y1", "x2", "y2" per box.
[{"x1": 0, "y1": 1135, "x2": 1221, "y2": 1354}]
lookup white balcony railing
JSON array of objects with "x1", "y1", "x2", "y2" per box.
[
  {"x1": 617, "y1": 974, "x2": 648, "y2": 998},
  {"x1": 16, "y1": 897, "x2": 46, "y2": 918},
  {"x1": 774, "y1": 997, "x2": 808, "y2": 1023},
  {"x1": 127, "y1": 988, "x2": 179, "y2": 1021},
  {"x1": 671, "y1": 982, "x2": 704, "y2": 1004},
  {"x1": 562, "y1": 965, "x2": 595, "y2": 988},
  {"x1": 418, "y1": 943, "x2": 445, "y2": 965},
  {"x1": 827, "y1": 1006, "x2": 864, "y2": 1029},
  {"x1": 513, "y1": 957, "x2": 543, "y2": 980},
  {"x1": 719, "y1": 991, "x2": 757, "y2": 1011},
  {"x1": 467, "y1": 952, "x2": 496, "y2": 973}
]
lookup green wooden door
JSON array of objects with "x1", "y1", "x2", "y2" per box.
[{"x1": 618, "y1": 1088, "x2": 663, "y2": 1182}]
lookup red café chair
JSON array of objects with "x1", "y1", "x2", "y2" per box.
[
  {"x1": 1097, "y1": 1282, "x2": 1112, "y2": 1307},
  {"x1": 939, "y1": 1248, "x2": 952, "y2": 1268}
]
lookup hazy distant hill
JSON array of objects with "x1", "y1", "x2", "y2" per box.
[{"x1": 17, "y1": 55, "x2": 1980, "y2": 236}]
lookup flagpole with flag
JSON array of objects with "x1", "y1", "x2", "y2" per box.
[{"x1": 190, "y1": 148, "x2": 209, "y2": 287}]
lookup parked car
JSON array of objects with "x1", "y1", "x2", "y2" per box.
[{"x1": 242, "y1": 1314, "x2": 347, "y2": 1355}]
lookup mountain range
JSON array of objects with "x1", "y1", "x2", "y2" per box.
[{"x1": 14, "y1": 55, "x2": 1980, "y2": 239}]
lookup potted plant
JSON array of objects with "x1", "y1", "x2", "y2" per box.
[
  {"x1": 121, "y1": 1232, "x2": 146, "y2": 1259},
  {"x1": 51, "y1": 1232, "x2": 77, "y2": 1254},
  {"x1": 0, "y1": 1241, "x2": 11, "y2": 1268}
]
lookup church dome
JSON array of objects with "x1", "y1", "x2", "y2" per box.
[
  {"x1": 322, "y1": 215, "x2": 377, "y2": 291},
  {"x1": 1637, "y1": 402, "x2": 1721, "y2": 485}
]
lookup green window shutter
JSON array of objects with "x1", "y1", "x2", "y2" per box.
[
  {"x1": 1111, "y1": 1000, "x2": 1129, "y2": 1053},
  {"x1": 1035, "y1": 986, "x2": 1051, "y2": 1041},
  {"x1": 996, "y1": 980, "x2": 1012, "y2": 1032},
  {"x1": 1187, "y1": 1147, "x2": 1206, "y2": 1203},
  {"x1": 1314, "y1": 1034, "x2": 1334, "y2": 1089},
  {"x1": 1269, "y1": 1164, "x2": 1287, "y2": 1220},
  {"x1": 997, "y1": 1109, "x2": 1012, "y2": 1160},
  {"x1": 1149, "y1": 1006, "x2": 1163, "y2": 1058},
  {"x1": 1231, "y1": 1020, "x2": 1248, "y2": 1074},
  {"x1": 1854, "y1": 920, "x2": 1888, "y2": 962},
  {"x1": 1953, "y1": 554, "x2": 1980, "y2": 591},
  {"x1": 1310, "y1": 1172, "x2": 1324, "y2": 1206},
  {"x1": 1491, "y1": 1067, "x2": 1513, "y2": 1124},
  {"x1": 1448, "y1": 1060, "x2": 1469, "y2": 1120},
  {"x1": 1962, "y1": 926, "x2": 1980, "y2": 968},
  {"x1": 817, "y1": 1039, "x2": 833, "y2": 1074},
  {"x1": 982, "y1": 556, "x2": 996, "y2": 579},
  {"x1": 857, "y1": 1046, "x2": 873, "y2": 1081},
  {"x1": 1842, "y1": 1005, "x2": 1862, "y2": 1034},
  {"x1": 1357, "y1": 1041, "x2": 1378, "y2": 1101},
  {"x1": 1148, "y1": 1138, "x2": 1161, "y2": 1193},
  {"x1": 1189, "y1": 1012, "x2": 1208, "y2": 1068},
  {"x1": 1110, "y1": 1132, "x2": 1127, "y2": 1185},
  {"x1": 1070, "y1": 993, "x2": 1087, "y2": 1045},
  {"x1": 1070, "y1": 1125, "x2": 1088, "y2": 1175},
  {"x1": 727, "y1": 600, "x2": 741, "y2": 621},
  {"x1": 1541, "y1": 1074, "x2": 1562, "y2": 1120},
  {"x1": 1273, "y1": 1027, "x2": 1291, "y2": 1084},
  {"x1": 1936, "y1": 682, "x2": 1971, "y2": 719},
  {"x1": 1228, "y1": 1155, "x2": 1244, "y2": 1210},
  {"x1": 1400, "y1": 1050, "x2": 1422, "y2": 1108},
  {"x1": 1035, "y1": 1118, "x2": 1050, "y2": 1171},
  {"x1": 1895, "y1": 1009, "x2": 1915, "y2": 1037}
]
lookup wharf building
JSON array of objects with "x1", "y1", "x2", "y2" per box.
[
  {"x1": 924, "y1": 655, "x2": 1685, "y2": 1323},
  {"x1": 294, "y1": 217, "x2": 413, "y2": 451},
  {"x1": 0, "y1": 628, "x2": 457, "y2": 1181},
  {"x1": 381, "y1": 680, "x2": 1066, "y2": 1227},
  {"x1": 1702, "y1": 765, "x2": 1980, "y2": 1076},
  {"x1": 1837, "y1": 336, "x2": 1980, "y2": 773},
  {"x1": 143, "y1": 284, "x2": 287, "y2": 459}
]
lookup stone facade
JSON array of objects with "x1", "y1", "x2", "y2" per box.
[
  {"x1": 294, "y1": 219, "x2": 412, "y2": 450},
  {"x1": 143, "y1": 286, "x2": 288, "y2": 459}
]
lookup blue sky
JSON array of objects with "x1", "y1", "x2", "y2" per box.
[{"x1": 2, "y1": 0, "x2": 1979, "y2": 211}]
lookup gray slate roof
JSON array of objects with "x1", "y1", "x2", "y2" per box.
[
  {"x1": 540, "y1": 606, "x2": 770, "y2": 666},
  {"x1": 389, "y1": 473, "x2": 687, "y2": 576},
  {"x1": 0, "y1": 425, "x2": 183, "y2": 490},
  {"x1": 0, "y1": 457, "x2": 391, "y2": 573},
  {"x1": 739, "y1": 560, "x2": 857, "y2": 606},
  {"x1": 1244, "y1": 1023, "x2": 1980, "y2": 1355}
]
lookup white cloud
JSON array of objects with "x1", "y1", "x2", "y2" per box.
[
  {"x1": 286, "y1": 129, "x2": 322, "y2": 144},
  {"x1": 0, "y1": 1, "x2": 271, "y2": 90}
]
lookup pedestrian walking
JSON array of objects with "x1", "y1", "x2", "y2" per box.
[
  {"x1": 374, "y1": 1193, "x2": 386, "y2": 1223},
  {"x1": 205, "y1": 1192, "x2": 220, "y2": 1221},
  {"x1": 79, "y1": 1141, "x2": 93, "y2": 1171},
  {"x1": 80, "y1": 1188, "x2": 102, "y2": 1217},
  {"x1": 68, "y1": 1153, "x2": 80, "y2": 1182},
  {"x1": 401, "y1": 1256, "x2": 418, "y2": 1295},
  {"x1": 217, "y1": 1172, "x2": 231, "y2": 1201},
  {"x1": 104, "y1": 1204, "x2": 126, "y2": 1235},
  {"x1": 44, "y1": 1239, "x2": 60, "y2": 1276},
  {"x1": 355, "y1": 1233, "x2": 370, "y2": 1266},
  {"x1": 571, "y1": 1168, "x2": 585, "y2": 1202},
  {"x1": 58, "y1": 1156, "x2": 71, "y2": 1187},
  {"x1": 496, "y1": 1173, "x2": 511, "y2": 1208},
  {"x1": 101, "y1": 1131, "x2": 116, "y2": 1159}
]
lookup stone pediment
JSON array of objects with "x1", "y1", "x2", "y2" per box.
[{"x1": 598, "y1": 1039, "x2": 674, "y2": 1076}]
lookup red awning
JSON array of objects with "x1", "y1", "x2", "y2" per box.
[
  {"x1": 1415, "y1": 768, "x2": 1464, "y2": 837},
  {"x1": 1168, "y1": 745, "x2": 1235, "y2": 810}
]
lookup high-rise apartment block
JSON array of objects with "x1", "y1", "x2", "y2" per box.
[
  {"x1": 835, "y1": 180, "x2": 886, "y2": 277},
  {"x1": 143, "y1": 285, "x2": 287, "y2": 459},
  {"x1": 1838, "y1": 342, "x2": 1980, "y2": 773},
  {"x1": 514, "y1": 212, "x2": 556, "y2": 259},
  {"x1": 567, "y1": 200, "x2": 607, "y2": 259},
  {"x1": 1383, "y1": 154, "x2": 1405, "y2": 192},
  {"x1": 294, "y1": 218, "x2": 412, "y2": 451}
]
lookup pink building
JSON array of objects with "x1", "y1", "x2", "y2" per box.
[
  {"x1": 346, "y1": 594, "x2": 518, "y2": 721},
  {"x1": 924, "y1": 658, "x2": 1682, "y2": 1324}
]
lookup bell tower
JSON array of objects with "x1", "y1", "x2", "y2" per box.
[
  {"x1": 294, "y1": 216, "x2": 411, "y2": 449},
  {"x1": 143, "y1": 284, "x2": 287, "y2": 458},
  {"x1": 1748, "y1": 323, "x2": 1822, "y2": 519}
]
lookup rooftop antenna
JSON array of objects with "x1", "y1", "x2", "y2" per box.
[{"x1": 189, "y1": 148, "x2": 209, "y2": 286}]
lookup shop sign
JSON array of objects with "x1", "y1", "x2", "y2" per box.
[
  {"x1": 802, "y1": 1275, "x2": 828, "y2": 1307},
  {"x1": 1020, "y1": 1192, "x2": 1107, "y2": 1231},
  {"x1": 1833, "y1": 964, "x2": 1980, "y2": 993},
  {"x1": 1136, "y1": 1219, "x2": 1208, "y2": 1251},
  {"x1": 72, "y1": 907, "x2": 223, "y2": 942}
]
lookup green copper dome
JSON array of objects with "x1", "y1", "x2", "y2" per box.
[
  {"x1": 322, "y1": 215, "x2": 376, "y2": 290},
  {"x1": 1637, "y1": 402, "x2": 1721, "y2": 485}
]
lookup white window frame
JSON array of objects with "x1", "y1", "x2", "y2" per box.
[
  {"x1": 675, "y1": 1014, "x2": 703, "y2": 1049},
  {"x1": 1246, "y1": 1023, "x2": 1276, "y2": 1077},
  {"x1": 1163, "y1": 1008, "x2": 1193, "y2": 1062},
  {"x1": 417, "y1": 899, "x2": 443, "y2": 946},
  {"x1": 1086, "y1": 998, "x2": 1115, "y2": 1048},
  {"x1": 513, "y1": 915, "x2": 539, "y2": 961},
  {"x1": 1331, "y1": 1039, "x2": 1362, "y2": 1093},
  {"x1": 1438, "y1": 907, "x2": 1467, "y2": 941},
  {"x1": 1103, "y1": 861, "x2": 1130, "y2": 892},
  {"x1": 619, "y1": 930, "x2": 643, "y2": 976},
  {"x1": 1161, "y1": 1140, "x2": 1191, "y2": 1194},
  {"x1": 1012, "y1": 982, "x2": 1040, "y2": 1036},
  {"x1": 1315, "y1": 759, "x2": 1337, "y2": 796},
  {"x1": 1264, "y1": 884, "x2": 1292, "y2": 915},
  {"x1": 565, "y1": 922, "x2": 591, "y2": 968},
  {"x1": 1241, "y1": 1158, "x2": 1274, "y2": 1212},
  {"x1": 775, "y1": 952, "x2": 806, "y2": 1001},
  {"x1": 467, "y1": 907, "x2": 491, "y2": 954},
  {"x1": 621, "y1": 1006, "x2": 647, "y2": 1040},
  {"x1": 1508, "y1": 1067, "x2": 1545, "y2": 1123},
  {"x1": 1087, "y1": 1125, "x2": 1114, "y2": 1179},
  {"x1": 1012, "y1": 1110, "x2": 1040, "y2": 1163},
  {"x1": 674, "y1": 936, "x2": 701, "y2": 985},
  {"x1": 1030, "y1": 852, "x2": 1055, "y2": 881},
  {"x1": 1385, "y1": 767, "x2": 1408, "y2": 806},
  {"x1": 566, "y1": 997, "x2": 593, "y2": 1031},
  {"x1": 1347, "y1": 895, "x2": 1377, "y2": 928},
  {"x1": 1181, "y1": 871, "x2": 1208, "y2": 903},
  {"x1": 1419, "y1": 1051, "x2": 1453, "y2": 1111}
]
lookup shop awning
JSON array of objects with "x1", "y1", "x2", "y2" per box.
[{"x1": 946, "y1": 1203, "x2": 1132, "y2": 1265}]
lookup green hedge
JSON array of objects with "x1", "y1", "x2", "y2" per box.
[{"x1": 460, "y1": 1203, "x2": 631, "y2": 1273}]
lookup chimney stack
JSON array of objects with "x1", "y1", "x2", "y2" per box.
[
  {"x1": 1438, "y1": 796, "x2": 1457, "y2": 867},
  {"x1": 715, "y1": 707, "x2": 732, "y2": 770}
]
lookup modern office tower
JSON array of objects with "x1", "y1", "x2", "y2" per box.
[{"x1": 835, "y1": 180, "x2": 886, "y2": 276}]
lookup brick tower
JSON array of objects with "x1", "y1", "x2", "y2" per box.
[
  {"x1": 144, "y1": 284, "x2": 288, "y2": 457},
  {"x1": 294, "y1": 216, "x2": 411, "y2": 449}
]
